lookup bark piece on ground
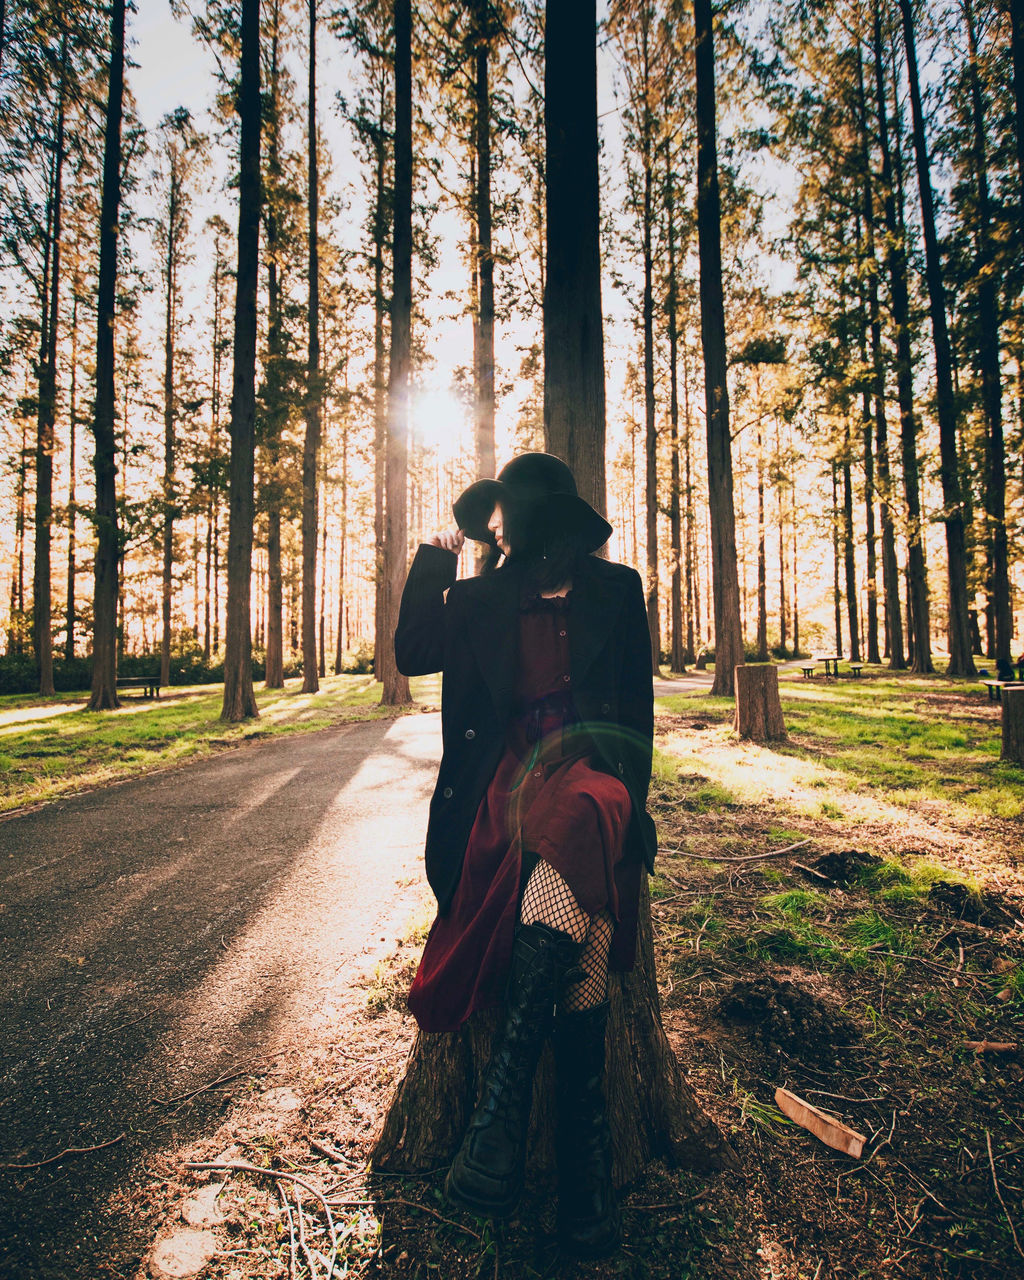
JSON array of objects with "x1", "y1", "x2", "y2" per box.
[
  {"x1": 733, "y1": 664, "x2": 786, "y2": 741},
  {"x1": 775, "y1": 1087, "x2": 866, "y2": 1158}
]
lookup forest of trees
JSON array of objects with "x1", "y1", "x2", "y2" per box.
[{"x1": 1, "y1": 0, "x2": 1022, "y2": 717}]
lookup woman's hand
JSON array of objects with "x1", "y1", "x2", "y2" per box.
[{"x1": 428, "y1": 528, "x2": 465, "y2": 555}]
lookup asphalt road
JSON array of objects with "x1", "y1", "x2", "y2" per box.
[{"x1": 0, "y1": 713, "x2": 441, "y2": 1279}]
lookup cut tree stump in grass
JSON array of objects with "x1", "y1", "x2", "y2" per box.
[
  {"x1": 371, "y1": 877, "x2": 739, "y2": 1187},
  {"x1": 1002, "y1": 686, "x2": 1024, "y2": 764},
  {"x1": 733, "y1": 663, "x2": 786, "y2": 742}
]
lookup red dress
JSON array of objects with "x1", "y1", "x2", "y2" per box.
[{"x1": 407, "y1": 587, "x2": 642, "y2": 1033}]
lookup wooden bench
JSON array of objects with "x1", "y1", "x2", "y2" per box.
[
  {"x1": 116, "y1": 675, "x2": 161, "y2": 699},
  {"x1": 800, "y1": 664, "x2": 816, "y2": 679},
  {"x1": 982, "y1": 680, "x2": 1024, "y2": 703},
  {"x1": 849, "y1": 663, "x2": 863, "y2": 678}
]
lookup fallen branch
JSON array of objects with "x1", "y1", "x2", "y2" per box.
[
  {"x1": 0, "y1": 1132, "x2": 125, "y2": 1170},
  {"x1": 987, "y1": 1129, "x2": 1024, "y2": 1258},
  {"x1": 965, "y1": 1041, "x2": 1018, "y2": 1054},
  {"x1": 277, "y1": 1182, "x2": 298, "y2": 1280},
  {"x1": 662, "y1": 837, "x2": 814, "y2": 865}
]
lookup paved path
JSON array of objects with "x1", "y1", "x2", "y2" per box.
[{"x1": 0, "y1": 714, "x2": 441, "y2": 1279}]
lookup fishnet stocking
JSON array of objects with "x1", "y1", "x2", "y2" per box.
[
  {"x1": 562, "y1": 909, "x2": 614, "y2": 1012},
  {"x1": 519, "y1": 861, "x2": 613, "y2": 1012}
]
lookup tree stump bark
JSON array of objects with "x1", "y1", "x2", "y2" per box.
[
  {"x1": 733, "y1": 663, "x2": 786, "y2": 741},
  {"x1": 1002, "y1": 687, "x2": 1024, "y2": 764},
  {"x1": 371, "y1": 876, "x2": 739, "y2": 1186}
]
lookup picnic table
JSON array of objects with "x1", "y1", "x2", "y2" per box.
[{"x1": 820, "y1": 655, "x2": 841, "y2": 679}]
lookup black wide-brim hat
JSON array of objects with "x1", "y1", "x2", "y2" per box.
[{"x1": 453, "y1": 452, "x2": 612, "y2": 554}]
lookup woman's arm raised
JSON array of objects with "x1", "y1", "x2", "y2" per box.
[{"x1": 393, "y1": 535, "x2": 463, "y2": 676}]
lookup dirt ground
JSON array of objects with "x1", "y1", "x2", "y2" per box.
[{"x1": 120, "y1": 695, "x2": 1024, "y2": 1280}]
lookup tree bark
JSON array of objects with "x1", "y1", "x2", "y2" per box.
[
  {"x1": 473, "y1": 13, "x2": 496, "y2": 486},
  {"x1": 842, "y1": 423, "x2": 860, "y2": 663},
  {"x1": 65, "y1": 290, "x2": 78, "y2": 661},
  {"x1": 301, "y1": 0, "x2": 322, "y2": 694},
  {"x1": 35, "y1": 32, "x2": 68, "y2": 698},
  {"x1": 221, "y1": 0, "x2": 261, "y2": 722},
  {"x1": 872, "y1": 0, "x2": 930, "y2": 673},
  {"x1": 89, "y1": 0, "x2": 125, "y2": 711},
  {"x1": 694, "y1": 0, "x2": 743, "y2": 696},
  {"x1": 666, "y1": 162, "x2": 685, "y2": 673},
  {"x1": 372, "y1": 876, "x2": 738, "y2": 1181},
  {"x1": 543, "y1": 0, "x2": 606, "y2": 517},
  {"x1": 756, "y1": 418, "x2": 767, "y2": 663},
  {"x1": 380, "y1": 0, "x2": 412, "y2": 707},
  {"x1": 161, "y1": 161, "x2": 179, "y2": 690},
  {"x1": 963, "y1": 0, "x2": 1011, "y2": 668},
  {"x1": 897, "y1": 0, "x2": 973, "y2": 677},
  {"x1": 1002, "y1": 688, "x2": 1024, "y2": 765},
  {"x1": 372, "y1": 79, "x2": 389, "y2": 681},
  {"x1": 733, "y1": 664, "x2": 786, "y2": 742}
]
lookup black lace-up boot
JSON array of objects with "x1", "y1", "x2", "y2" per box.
[
  {"x1": 445, "y1": 922, "x2": 581, "y2": 1217},
  {"x1": 554, "y1": 1000, "x2": 621, "y2": 1257}
]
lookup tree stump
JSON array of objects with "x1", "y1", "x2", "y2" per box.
[
  {"x1": 1002, "y1": 687, "x2": 1024, "y2": 764},
  {"x1": 733, "y1": 663, "x2": 786, "y2": 741},
  {"x1": 371, "y1": 877, "x2": 739, "y2": 1186}
]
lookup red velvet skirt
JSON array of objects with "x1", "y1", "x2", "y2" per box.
[{"x1": 407, "y1": 711, "x2": 641, "y2": 1033}]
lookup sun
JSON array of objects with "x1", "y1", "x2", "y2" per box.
[{"x1": 410, "y1": 386, "x2": 469, "y2": 456}]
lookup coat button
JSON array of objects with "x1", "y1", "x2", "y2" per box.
[
  {"x1": 443, "y1": 786, "x2": 453, "y2": 799},
  {"x1": 601, "y1": 703, "x2": 611, "y2": 715},
  {"x1": 617, "y1": 762, "x2": 624, "y2": 775},
  {"x1": 562, "y1": 674, "x2": 570, "y2": 683},
  {"x1": 465, "y1": 728, "x2": 475, "y2": 740}
]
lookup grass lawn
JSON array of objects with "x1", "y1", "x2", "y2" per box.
[{"x1": 0, "y1": 672, "x2": 441, "y2": 813}]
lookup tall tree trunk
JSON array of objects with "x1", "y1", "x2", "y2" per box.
[
  {"x1": 35, "y1": 33, "x2": 68, "y2": 698},
  {"x1": 89, "y1": 0, "x2": 125, "y2": 711},
  {"x1": 857, "y1": 40, "x2": 903, "y2": 667},
  {"x1": 694, "y1": 0, "x2": 743, "y2": 695},
  {"x1": 301, "y1": 0, "x2": 322, "y2": 694},
  {"x1": 380, "y1": 0, "x2": 412, "y2": 707},
  {"x1": 775, "y1": 421, "x2": 787, "y2": 654},
  {"x1": 473, "y1": 14, "x2": 495, "y2": 485},
  {"x1": 334, "y1": 412, "x2": 349, "y2": 674},
  {"x1": 65, "y1": 290, "x2": 78, "y2": 660},
  {"x1": 263, "y1": 13, "x2": 285, "y2": 690},
  {"x1": 543, "y1": 0, "x2": 606, "y2": 515},
  {"x1": 872, "y1": 0, "x2": 930, "y2": 673},
  {"x1": 683, "y1": 334, "x2": 696, "y2": 660},
  {"x1": 1002, "y1": 0, "x2": 1024, "y2": 213},
  {"x1": 221, "y1": 0, "x2": 261, "y2": 722},
  {"x1": 756, "y1": 420, "x2": 767, "y2": 662},
  {"x1": 842, "y1": 422, "x2": 860, "y2": 661},
  {"x1": 831, "y1": 461, "x2": 842, "y2": 655},
  {"x1": 964, "y1": 0, "x2": 1011, "y2": 667},
  {"x1": 666, "y1": 163, "x2": 685, "y2": 673},
  {"x1": 161, "y1": 171, "x2": 178, "y2": 689},
  {"x1": 372, "y1": 85, "x2": 388, "y2": 681},
  {"x1": 897, "y1": 0, "x2": 973, "y2": 676}
]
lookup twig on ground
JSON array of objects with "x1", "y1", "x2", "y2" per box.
[
  {"x1": 0, "y1": 1132, "x2": 125, "y2": 1170},
  {"x1": 380, "y1": 1196, "x2": 482, "y2": 1240},
  {"x1": 152, "y1": 1063, "x2": 267, "y2": 1108},
  {"x1": 294, "y1": 1182, "x2": 321, "y2": 1280},
  {"x1": 277, "y1": 1181, "x2": 298, "y2": 1280},
  {"x1": 987, "y1": 1129, "x2": 1024, "y2": 1258},
  {"x1": 660, "y1": 837, "x2": 814, "y2": 865},
  {"x1": 309, "y1": 1137, "x2": 355, "y2": 1165},
  {"x1": 185, "y1": 1160, "x2": 339, "y2": 1261}
]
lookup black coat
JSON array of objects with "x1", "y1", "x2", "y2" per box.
[{"x1": 394, "y1": 543, "x2": 657, "y2": 913}]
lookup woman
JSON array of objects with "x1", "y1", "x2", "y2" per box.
[{"x1": 394, "y1": 452, "x2": 656, "y2": 1258}]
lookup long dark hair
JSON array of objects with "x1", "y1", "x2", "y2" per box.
[{"x1": 481, "y1": 496, "x2": 589, "y2": 591}]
